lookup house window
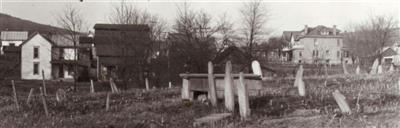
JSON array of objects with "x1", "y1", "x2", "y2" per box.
[
  {"x1": 33, "y1": 62, "x2": 39, "y2": 75},
  {"x1": 33, "y1": 47, "x2": 39, "y2": 59},
  {"x1": 326, "y1": 50, "x2": 329, "y2": 55},
  {"x1": 299, "y1": 51, "x2": 302, "y2": 57},
  {"x1": 9, "y1": 43, "x2": 15, "y2": 46},
  {"x1": 337, "y1": 39, "x2": 340, "y2": 46}
]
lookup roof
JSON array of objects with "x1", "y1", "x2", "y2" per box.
[
  {"x1": 282, "y1": 25, "x2": 342, "y2": 42},
  {"x1": 1, "y1": 31, "x2": 28, "y2": 41},
  {"x1": 48, "y1": 34, "x2": 77, "y2": 47},
  {"x1": 20, "y1": 32, "x2": 55, "y2": 46},
  {"x1": 381, "y1": 47, "x2": 398, "y2": 57},
  {"x1": 79, "y1": 36, "x2": 94, "y2": 44},
  {"x1": 94, "y1": 24, "x2": 150, "y2": 31}
]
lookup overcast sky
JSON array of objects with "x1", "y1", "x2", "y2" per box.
[{"x1": 0, "y1": 0, "x2": 399, "y2": 36}]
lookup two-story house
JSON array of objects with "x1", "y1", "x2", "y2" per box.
[{"x1": 282, "y1": 25, "x2": 350, "y2": 64}]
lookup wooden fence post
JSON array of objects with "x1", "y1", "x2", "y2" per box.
[
  {"x1": 208, "y1": 61, "x2": 218, "y2": 107},
  {"x1": 42, "y1": 70, "x2": 47, "y2": 96},
  {"x1": 238, "y1": 72, "x2": 250, "y2": 118},
  {"x1": 11, "y1": 80, "x2": 19, "y2": 111},
  {"x1": 90, "y1": 79, "x2": 95, "y2": 93},
  {"x1": 26, "y1": 88, "x2": 34, "y2": 105},
  {"x1": 39, "y1": 87, "x2": 49, "y2": 116},
  {"x1": 106, "y1": 93, "x2": 110, "y2": 111},
  {"x1": 332, "y1": 90, "x2": 351, "y2": 114},
  {"x1": 224, "y1": 61, "x2": 235, "y2": 112}
]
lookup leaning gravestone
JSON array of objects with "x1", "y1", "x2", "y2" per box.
[
  {"x1": 298, "y1": 79, "x2": 306, "y2": 97},
  {"x1": 332, "y1": 90, "x2": 351, "y2": 114},
  {"x1": 251, "y1": 60, "x2": 263, "y2": 77},
  {"x1": 370, "y1": 58, "x2": 379, "y2": 74}
]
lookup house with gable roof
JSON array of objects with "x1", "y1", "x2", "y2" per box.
[{"x1": 282, "y1": 25, "x2": 351, "y2": 64}]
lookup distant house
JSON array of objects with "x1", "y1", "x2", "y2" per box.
[
  {"x1": 282, "y1": 25, "x2": 350, "y2": 64},
  {"x1": 93, "y1": 24, "x2": 151, "y2": 80},
  {"x1": 0, "y1": 31, "x2": 28, "y2": 54},
  {"x1": 20, "y1": 33, "x2": 53, "y2": 80}
]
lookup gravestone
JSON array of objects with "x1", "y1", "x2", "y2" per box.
[
  {"x1": 90, "y1": 79, "x2": 95, "y2": 93},
  {"x1": 294, "y1": 65, "x2": 304, "y2": 87},
  {"x1": 370, "y1": 58, "x2": 379, "y2": 74},
  {"x1": 389, "y1": 64, "x2": 394, "y2": 73},
  {"x1": 56, "y1": 89, "x2": 66, "y2": 102},
  {"x1": 342, "y1": 62, "x2": 348, "y2": 74},
  {"x1": 377, "y1": 65, "x2": 383, "y2": 74},
  {"x1": 298, "y1": 79, "x2": 306, "y2": 96},
  {"x1": 332, "y1": 90, "x2": 351, "y2": 114},
  {"x1": 224, "y1": 61, "x2": 235, "y2": 112},
  {"x1": 168, "y1": 82, "x2": 172, "y2": 88},
  {"x1": 251, "y1": 60, "x2": 262, "y2": 77},
  {"x1": 208, "y1": 61, "x2": 218, "y2": 106},
  {"x1": 238, "y1": 72, "x2": 250, "y2": 118},
  {"x1": 181, "y1": 78, "x2": 191, "y2": 100},
  {"x1": 145, "y1": 78, "x2": 150, "y2": 91},
  {"x1": 356, "y1": 65, "x2": 360, "y2": 75}
]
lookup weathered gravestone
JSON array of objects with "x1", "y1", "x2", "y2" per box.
[
  {"x1": 238, "y1": 72, "x2": 250, "y2": 118},
  {"x1": 298, "y1": 79, "x2": 306, "y2": 97},
  {"x1": 389, "y1": 64, "x2": 394, "y2": 73},
  {"x1": 332, "y1": 90, "x2": 351, "y2": 114},
  {"x1": 224, "y1": 61, "x2": 235, "y2": 112},
  {"x1": 377, "y1": 65, "x2": 383, "y2": 74},
  {"x1": 355, "y1": 65, "x2": 360, "y2": 75},
  {"x1": 294, "y1": 65, "x2": 304, "y2": 87},
  {"x1": 208, "y1": 61, "x2": 218, "y2": 106},
  {"x1": 251, "y1": 60, "x2": 262, "y2": 77},
  {"x1": 370, "y1": 58, "x2": 379, "y2": 74},
  {"x1": 56, "y1": 89, "x2": 66, "y2": 102},
  {"x1": 90, "y1": 79, "x2": 95, "y2": 93},
  {"x1": 342, "y1": 62, "x2": 348, "y2": 74}
]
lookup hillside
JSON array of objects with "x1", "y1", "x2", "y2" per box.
[{"x1": 0, "y1": 13, "x2": 69, "y2": 35}]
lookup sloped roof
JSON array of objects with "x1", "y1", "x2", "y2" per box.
[
  {"x1": 48, "y1": 34, "x2": 77, "y2": 47},
  {"x1": 94, "y1": 24, "x2": 150, "y2": 31},
  {"x1": 381, "y1": 47, "x2": 398, "y2": 57},
  {"x1": 1, "y1": 31, "x2": 28, "y2": 41},
  {"x1": 306, "y1": 25, "x2": 341, "y2": 36},
  {"x1": 20, "y1": 32, "x2": 55, "y2": 46}
]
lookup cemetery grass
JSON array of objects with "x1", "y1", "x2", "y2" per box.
[{"x1": 1, "y1": 74, "x2": 400, "y2": 128}]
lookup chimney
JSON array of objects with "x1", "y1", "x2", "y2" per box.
[
  {"x1": 88, "y1": 31, "x2": 94, "y2": 38},
  {"x1": 333, "y1": 25, "x2": 337, "y2": 35},
  {"x1": 304, "y1": 25, "x2": 308, "y2": 35}
]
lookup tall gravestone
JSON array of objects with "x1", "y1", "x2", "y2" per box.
[
  {"x1": 238, "y1": 72, "x2": 250, "y2": 118},
  {"x1": 377, "y1": 65, "x2": 383, "y2": 74},
  {"x1": 332, "y1": 90, "x2": 351, "y2": 114},
  {"x1": 294, "y1": 65, "x2": 304, "y2": 87},
  {"x1": 224, "y1": 61, "x2": 235, "y2": 112},
  {"x1": 298, "y1": 79, "x2": 306, "y2": 96},
  {"x1": 342, "y1": 62, "x2": 348, "y2": 74},
  {"x1": 208, "y1": 62, "x2": 218, "y2": 106},
  {"x1": 356, "y1": 65, "x2": 360, "y2": 75}
]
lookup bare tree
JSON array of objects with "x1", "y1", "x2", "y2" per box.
[
  {"x1": 216, "y1": 13, "x2": 237, "y2": 51},
  {"x1": 240, "y1": 0, "x2": 270, "y2": 58},
  {"x1": 57, "y1": 5, "x2": 86, "y2": 91},
  {"x1": 109, "y1": 1, "x2": 167, "y2": 41},
  {"x1": 345, "y1": 15, "x2": 398, "y2": 62}
]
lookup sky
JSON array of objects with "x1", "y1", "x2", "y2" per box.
[{"x1": 0, "y1": 0, "x2": 399, "y2": 36}]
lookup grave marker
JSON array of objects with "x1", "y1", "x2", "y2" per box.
[
  {"x1": 332, "y1": 90, "x2": 351, "y2": 114},
  {"x1": 224, "y1": 61, "x2": 235, "y2": 112},
  {"x1": 294, "y1": 65, "x2": 304, "y2": 87},
  {"x1": 208, "y1": 61, "x2": 218, "y2": 106},
  {"x1": 168, "y1": 82, "x2": 172, "y2": 89},
  {"x1": 90, "y1": 79, "x2": 95, "y2": 93},
  {"x1": 56, "y1": 89, "x2": 66, "y2": 102},
  {"x1": 181, "y1": 77, "x2": 191, "y2": 100},
  {"x1": 106, "y1": 93, "x2": 110, "y2": 111},
  {"x1": 370, "y1": 58, "x2": 379, "y2": 74},
  {"x1": 377, "y1": 65, "x2": 383, "y2": 74},
  {"x1": 251, "y1": 60, "x2": 262, "y2": 77},
  {"x1": 238, "y1": 72, "x2": 250, "y2": 118},
  {"x1": 342, "y1": 62, "x2": 348, "y2": 74},
  {"x1": 298, "y1": 79, "x2": 306, "y2": 97},
  {"x1": 356, "y1": 65, "x2": 360, "y2": 75},
  {"x1": 145, "y1": 77, "x2": 150, "y2": 91},
  {"x1": 389, "y1": 64, "x2": 394, "y2": 73}
]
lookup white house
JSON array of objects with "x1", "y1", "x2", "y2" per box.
[
  {"x1": 20, "y1": 33, "x2": 53, "y2": 80},
  {"x1": 0, "y1": 31, "x2": 28, "y2": 54}
]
